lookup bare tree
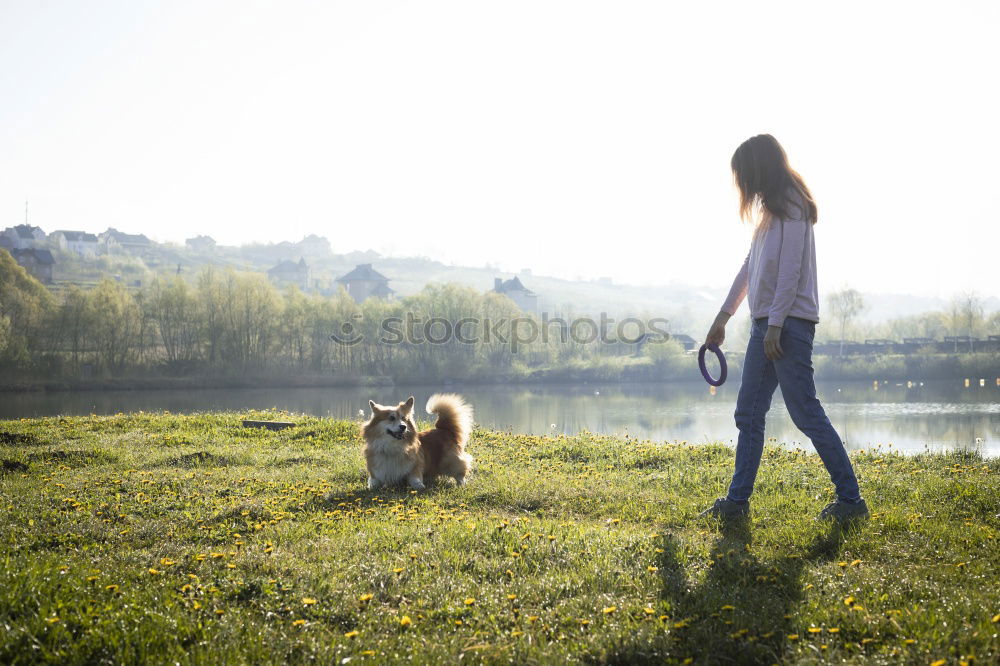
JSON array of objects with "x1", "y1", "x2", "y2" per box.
[
  {"x1": 827, "y1": 288, "x2": 866, "y2": 356},
  {"x1": 949, "y1": 291, "x2": 983, "y2": 352}
]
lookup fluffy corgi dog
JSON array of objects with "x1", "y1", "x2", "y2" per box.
[{"x1": 362, "y1": 393, "x2": 474, "y2": 490}]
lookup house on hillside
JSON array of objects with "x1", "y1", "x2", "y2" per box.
[
  {"x1": 493, "y1": 276, "x2": 538, "y2": 313},
  {"x1": 12, "y1": 248, "x2": 55, "y2": 283},
  {"x1": 52, "y1": 230, "x2": 100, "y2": 257},
  {"x1": 671, "y1": 333, "x2": 697, "y2": 352},
  {"x1": 336, "y1": 263, "x2": 394, "y2": 303},
  {"x1": 100, "y1": 228, "x2": 152, "y2": 254},
  {"x1": 297, "y1": 234, "x2": 332, "y2": 258},
  {"x1": 1, "y1": 224, "x2": 46, "y2": 250},
  {"x1": 268, "y1": 257, "x2": 311, "y2": 290},
  {"x1": 185, "y1": 235, "x2": 217, "y2": 252}
]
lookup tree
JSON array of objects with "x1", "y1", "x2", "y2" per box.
[
  {"x1": 0, "y1": 249, "x2": 55, "y2": 368},
  {"x1": 949, "y1": 291, "x2": 984, "y2": 352},
  {"x1": 85, "y1": 279, "x2": 142, "y2": 373},
  {"x1": 827, "y1": 288, "x2": 866, "y2": 356},
  {"x1": 149, "y1": 277, "x2": 201, "y2": 364}
]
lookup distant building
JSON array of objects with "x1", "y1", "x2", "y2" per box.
[
  {"x1": 52, "y1": 230, "x2": 99, "y2": 257},
  {"x1": 12, "y1": 248, "x2": 55, "y2": 283},
  {"x1": 268, "y1": 257, "x2": 311, "y2": 290},
  {"x1": 671, "y1": 333, "x2": 697, "y2": 351},
  {"x1": 493, "y1": 276, "x2": 538, "y2": 312},
  {"x1": 185, "y1": 235, "x2": 217, "y2": 252},
  {"x1": 297, "y1": 234, "x2": 332, "y2": 258},
  {"x1": 336, "y1": 263, "x2": 394, "y2": 303},
  {"x1": 100, "y1": 228, "x2": 152, "y2": 254},
  {"x1": 1, "y1": 224, "x2": 46, "y2": 250}
]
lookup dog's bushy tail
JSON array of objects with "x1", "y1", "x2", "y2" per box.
[{"x1": 426, "y1": 393, "x2": 473, "y2": 447}]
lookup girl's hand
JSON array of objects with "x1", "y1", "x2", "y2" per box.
[
  {"x1": 764, "y1": 325, "x2": 784, "y2": 360},
  {"x1": 705, "y1": 311, "x2": 730, "y2": 346}
]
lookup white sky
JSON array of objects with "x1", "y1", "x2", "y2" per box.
[{"x1": 1, "y1": 1, "x2": 997, "y2": 297}]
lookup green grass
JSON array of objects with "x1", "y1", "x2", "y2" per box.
[{"x1": 1, "y1": 413, "x2": 998, "y2": 665}]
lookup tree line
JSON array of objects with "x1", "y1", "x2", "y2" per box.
[{"x1": 0, "y1": 250, "x2": 687, "y2": 383}]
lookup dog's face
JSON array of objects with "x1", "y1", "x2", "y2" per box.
[{"x1": 366, "y1": 396, "x2": 416, "y2": 441}]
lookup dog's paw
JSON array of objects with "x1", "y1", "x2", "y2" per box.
[
  {"x1": 407, "y1": 477, "x2": 426, "y2": 491},
  {"x1": 367, "y1": 477, "x2": 380, "y2": 490}
]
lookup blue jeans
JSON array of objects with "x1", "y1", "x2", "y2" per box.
[{"x1": 727, "y1": 316, "x2": 861, "y2": 503}]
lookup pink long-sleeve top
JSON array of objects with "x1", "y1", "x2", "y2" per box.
[{"x1": 720, "y1": 197, "x2": 819, "y2": 328}]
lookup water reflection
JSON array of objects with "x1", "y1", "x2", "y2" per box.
[{"x1": 1, "y1": 380, "x2": 997, "y2": 456}]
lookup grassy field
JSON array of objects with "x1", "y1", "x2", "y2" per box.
[{"x1": 1, "y1": 412, "x2": 998, "y2": 665}]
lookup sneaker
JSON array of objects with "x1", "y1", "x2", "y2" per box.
[
  {"x1": 818, "y1": 499, "x2": 869, "y2": 522},
  {"x1": 699, "y1": 497, "x2": 750, "y2": 519}
]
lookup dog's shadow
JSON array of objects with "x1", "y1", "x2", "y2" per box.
[{"x1": 598, "y1": 518, "x2": 854, "y2": 665}]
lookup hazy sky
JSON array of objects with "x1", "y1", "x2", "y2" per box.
[{"x1": 1, "y1": 1, "x2": 997, "y2": 297}]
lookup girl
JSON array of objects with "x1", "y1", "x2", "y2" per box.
[{"x1": 702, "y1": 134, "x2": 867, "y2": 521}]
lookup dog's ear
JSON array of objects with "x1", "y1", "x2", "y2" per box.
[
  {"x1": 368, "y1": 400, "x2": 381, "y2": 415},
  {"x1": 402, "y1": 396, "x2": 415, "y2": 412}
]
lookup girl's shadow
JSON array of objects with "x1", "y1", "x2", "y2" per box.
[{"x1": 600, "y1": 518, "x2": 852, "y2": 665}]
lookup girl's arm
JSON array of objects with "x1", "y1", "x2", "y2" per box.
[
  {"x1": 721, "y1": 252, "x2": 749, "y2": 317},
  {"x1": 767, "y1": 214, "x2": 807, "y2": 328},
  {"x1": 706, "y1": 253, "x2": 749, "y2": 345}
]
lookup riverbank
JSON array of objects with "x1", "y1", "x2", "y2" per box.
[
  {"x1": 1, "y1": 413, "x2": 997, "y2": 664},
  {"x1": 3, "y1": 352, "x2": 999, "y2": 394}
]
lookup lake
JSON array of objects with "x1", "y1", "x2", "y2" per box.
[{"x1": 3, "y1": 379, "x2": 998, "y2": 456}]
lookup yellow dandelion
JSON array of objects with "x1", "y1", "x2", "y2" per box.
[
  {"x1": 302, "y1": 597, "x2": 317, "y2": 605},
  {"x1": 511, "y1": 630, "x2": 523, "y2": 637},
  {"x1": 579, "y1": 619, "x2": 590, "y2": 626},
  {"x1": 828, "y1": 627, "x2": 840, "y2": 633},
  {"x1": 359, "y1": 593, "x2": 374, "y2": 602},
  {"x1": 361, "y1": 651, "x2": 375, "y2": 656},
  {"x1": 46, "y1": 616, "x2": 60, "y2": 624},
  {"x1": 992, "y1": 613, "x2": 1000, "y2": 623},
  {"x1": 86, "y1": 575, "x2": 98, "y2": 582},
  {"x1": 399, "y1": 615, "x2": 412, "y2": 627},
  {"x1": 464, "y1": 598, "x2": 476, "y2": 606},
  {"x1": 850, "y1": 559, "x2": 861, "y2": 566},
  {"x1": 603, "y1": 606, "x2": 617, "y2": 614},
  {"x1": 344, "y1": 630, "x2": 359, "y2": 638},
  {"x1": 454, "y1": 620, "x2": 463, "y2": 626},
  {"x1": 160, "y1": 558, "x2": 176, "y2": 566},
  {"x1": 903, "y1": 639, "x2": 916, "y2": 645},
  {"x1": 507, "y1": 594, "x2": 517, "y2": 600},
  {"x1": 148, "y1": 568, "x2": 161, "y2": 575},
  {"x1": 808, "y1": 627, "x2": 822, "y2": 634},
  {"x1": 843, "y1": 596, "x2": 855, "y2": 606},
  {"x1": 788, "y1": 634, "x2": 799, "y2": 641},
  {"x1": 293, "y1": 619, "x2": 307, "y2": 626},
  {"x1": 930, "y1": 661, "x2": 946, "y2": 666},
  {"x1": 648, "y1": 566, "x2": 658, "y2": 572},
  {"x1": 721, "y1": 605, "x2": 735, "y2": 611},
  {"x1": 105, "y1": 584, "x2": 119, "y2": 592},
  {"x1": 393, "y1": 567, "x2": 404, "y2": 574},
  {"x1": 643, "y1": 608, "x2": 655, "y2": 615},
  {"x1": 215, "y1": 609, "x2": 225, "y2": 616}
]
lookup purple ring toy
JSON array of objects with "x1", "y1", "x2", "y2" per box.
[{"x1": 698, "y1": 343, "x2": 727, "y2": 387}]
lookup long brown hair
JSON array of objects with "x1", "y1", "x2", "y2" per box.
[{"x1": 731, "y1": 134, "x2": 818, "y2": 224}]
